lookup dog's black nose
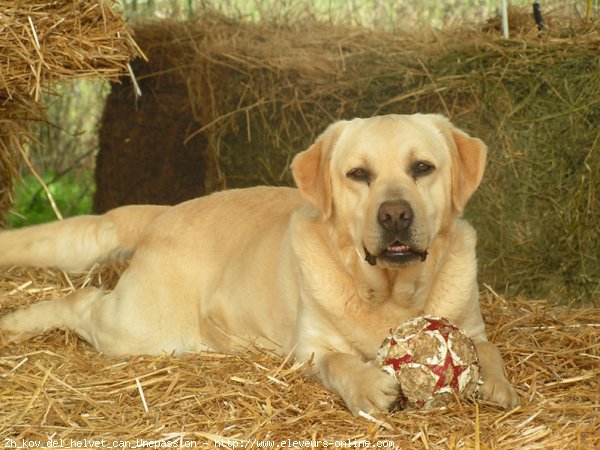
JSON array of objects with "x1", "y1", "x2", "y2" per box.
[{"x1": 377, "y1": 200, "x2": 413, "y2": 232}]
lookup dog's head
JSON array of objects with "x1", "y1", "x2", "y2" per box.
[{"x1": 292, "y1": 114, "x2": 486, "y2": 270}]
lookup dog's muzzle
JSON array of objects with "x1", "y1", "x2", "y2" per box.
[{"x1": 364, "y1": 200, "x2": 428, "y2": 267}]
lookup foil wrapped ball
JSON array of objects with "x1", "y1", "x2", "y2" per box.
[{"x1": 376, "y1": 316, "x2": 481, "y2": 409}]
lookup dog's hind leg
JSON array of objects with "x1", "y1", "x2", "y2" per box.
[
  {"x1": 0, "y1": 286, "x2": 163, "y2": 355},
  {"x1": 0, "y1": 287, "x2": 103, "y2": 345},
  {"x1": 0, "y1": 205, "x2": 169, "y2": 272},
  {"x1": 1, "y1": 274, "x2": 205, "y2": 355}
]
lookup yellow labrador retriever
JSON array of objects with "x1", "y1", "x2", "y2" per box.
[{"x1": 0, "y1": 114, "x2": 518, "y2": 414}]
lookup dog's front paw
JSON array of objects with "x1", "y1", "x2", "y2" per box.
[
  {"x1": 314, "y1": 351, "x2": 399, "y2": 416},
  {"x1": 474, "y1": 340, "x2": 519, "y2": 409},
  {"x1": 342, "y1": 364, "x2": 399, "y2": 415},
  {"x1": 479, "y1": 375, "x2": 519, "y2": 409}
]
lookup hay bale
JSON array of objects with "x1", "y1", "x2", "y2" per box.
[
  {"x1": 0, "y1": 0, "x2": 141, "y2": 101},
  {"x1": 93, "y1": 26, "x2": 208, "y2": 213},
  {"x1": 98, "y1": 13, "x2": 598, "y2": 301},
  {"x1": 95, "y1": 85, "x2": 207, "y2": 213},
  {"x1": 0, "y1": 0, "x2": 141, "y2": 222},
  {"x1": 425, "y1": 30, "x2": 600, "y2": 302},
  {"x1": 93, "y1": 17, "x2": 352, "y2": 209},
  {"x1": 0, "y1": 266, "x2": 599, "y2": 447}
]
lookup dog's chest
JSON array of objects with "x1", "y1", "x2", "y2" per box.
[{"x1": 339, "y1": 293, "x2": 424, "y2": 358}]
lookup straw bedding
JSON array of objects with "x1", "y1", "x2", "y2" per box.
[{"x1": 1, "y1": 265, "x2": 598, "y2": 448}]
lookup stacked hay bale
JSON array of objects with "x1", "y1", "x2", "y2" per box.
[
  {"x1": 98, "y1": 12, "x2": 598, "y2": 302},
  {"x1": 94, "y1": 23, "x2": 208, "y2": 213},
  {"x1": 435, "y1": 30, "x2": 600, "y2": 303},
  {"x1": 0, "y1": 0, "x2": 141, "y2": 223}
]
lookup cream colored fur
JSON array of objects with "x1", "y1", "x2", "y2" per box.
[{"x1": 0, "y1": 114, "x2": 518, "y2": 415}]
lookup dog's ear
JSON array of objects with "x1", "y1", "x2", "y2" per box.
[
  {"x1": 292, "y1": 121, "x2": 345, "y2": 218},
  {"x1": 433, "y1": 115, "x2": 487, "y2": 213}
]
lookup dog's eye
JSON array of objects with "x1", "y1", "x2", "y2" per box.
[
  {"x1": 346, "y1": 168, "x2": 372, "y2": 183},
  {"x1": 412, "y1": 161, "x2": 435, "y2": 178}
]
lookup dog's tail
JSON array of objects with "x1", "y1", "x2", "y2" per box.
[{"x1": 0, "y1": 205, "x2": 169, "y2": 271}]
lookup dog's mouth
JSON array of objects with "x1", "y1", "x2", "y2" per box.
[{"x1": 364, "y1": 241, "x2": 428, "y2": 267}]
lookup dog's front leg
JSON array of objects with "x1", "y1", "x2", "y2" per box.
[
  {"x1": 312, "y1": 351, "x2": 399, "y2": 415},
  {"x1": 474, "y1": 339, "x2": 520, "y2": 409}
]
